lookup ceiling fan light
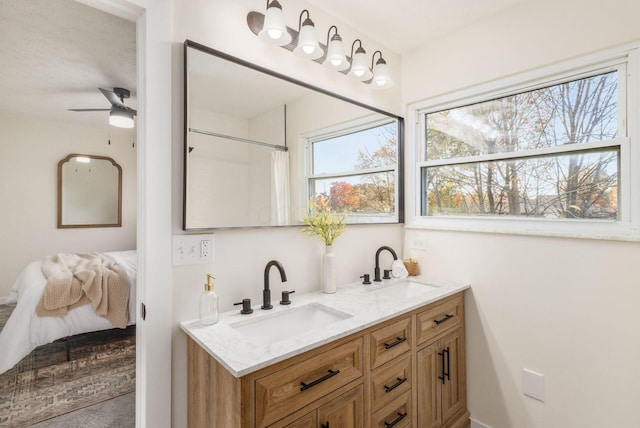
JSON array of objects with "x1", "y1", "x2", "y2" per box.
[
  {"x1": 110, "y1": 106, "x2": 135, "y2": 128},
  {"x1": 258, "y1": 0, "x2": 291, "y2": 46}
]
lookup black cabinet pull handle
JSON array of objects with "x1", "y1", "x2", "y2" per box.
[
  {"x1": 444, "y1": 347, "x2": 451, "y2": 381},
  {"x1": 434, "y1": 314, "x2": 454, "y2": 325},
  {"x1": 321, "y1": 423, "x2": 329, "y2": 428},
  {"x1": 300, "y1": 369, "x2": 340, "y2": 391},
  {"x1": 384, "y1": 411, "x2": 407, "y2": 427},
  {"x1": 384, "y1": 337, "x2": 407, "y2": 350},
  {"x1": 384, "y1": 377, "x2": 407, "y2": 393},
  {"x1": 438, "y1": 350, "x2": 446, "y2": 384}
]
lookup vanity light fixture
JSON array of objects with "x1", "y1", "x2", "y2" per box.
[
  {"x1": 109, "y1": 106, "x2": 135, "y2": 129},
  {"x1": 257, "y1": 0, "x2": 291, "y2": 46},
  {"x1": 323, "y1": 26, "x2": 348, "y2": 71},
  {"x1": 347, "y1": 39, "x2": 373, "y2": 81},
  {"x1": 371, "y1": 50, "x2": 394, "y2": 89},
  {"x1": 246, "y1": 5, "x2": 394, "y2": 89},
  {"x1": 293, "y1": 10, "x2": 323, "y2": 59}
]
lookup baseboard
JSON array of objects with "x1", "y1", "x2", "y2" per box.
[{"x1": 470, "y1": 418, "x2": 492, "y2": 428}]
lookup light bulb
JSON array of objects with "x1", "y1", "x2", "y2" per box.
[{"x1": 267, "y1": 28, "x2": 282, "y2": 39}]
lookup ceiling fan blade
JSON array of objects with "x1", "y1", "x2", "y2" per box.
[
  {"x1": 68, "y1": 108, "x2": 111, "y2": 112},
  {"x1": 99, "y1": 87, "x2": 126, "y2": 108}
]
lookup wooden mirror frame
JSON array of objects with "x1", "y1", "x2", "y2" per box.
[{"x1": 57, "y1": 153, "x2": 122, "y2": 228}]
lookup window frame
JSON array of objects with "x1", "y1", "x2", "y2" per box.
[
  {"x1": 303, "y1": 115, "x2": 401, "y2": 223},
  {"x1": 406, "y1": 44, "x2": 640, "y2": 240}
]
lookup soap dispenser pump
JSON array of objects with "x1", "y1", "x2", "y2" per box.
[{"x1": 199, "y1": 274, "x2": 219, "y2": 325}]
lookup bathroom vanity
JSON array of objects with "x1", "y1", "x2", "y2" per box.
[{"x1": 181, "y1": 278, "x2": 470, "y2": 427}]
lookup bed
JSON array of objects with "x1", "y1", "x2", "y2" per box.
[{"x1": 0, "y1": 250, "x2": 137, "y2": 375}]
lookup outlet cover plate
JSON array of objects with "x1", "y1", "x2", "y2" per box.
[
  {"x1": 173, "y1": 234, "x2": 214, "y2": 266},
  {"x1": 523, "y1": 368, "x2": 544, "y2": 402}
]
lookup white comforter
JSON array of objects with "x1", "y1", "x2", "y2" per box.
[{"x1": 0, "y1": 250, "x2": 137, "y2": 375}]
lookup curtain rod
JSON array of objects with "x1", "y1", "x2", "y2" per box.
[{"x1": 188, "y1": 128, "x2": 288, "y2": 152}]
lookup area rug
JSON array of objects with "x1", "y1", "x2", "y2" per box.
[{"x1": 0, "y1": 304, "x2": 135, "y2": 427}]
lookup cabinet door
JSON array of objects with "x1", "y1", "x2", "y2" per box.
[
  {"x1": 416, "y1": 343, "x2": 442, "y2": 428},
  {"x1": 283, "y1": 411, "x2": 317, "y2": 428},
  {"x1": 440, "y1": 328, "x2": 466, "y2": 424},
  {"x1": 317, "y1": 385, "x2": 363, "y2": 428}
]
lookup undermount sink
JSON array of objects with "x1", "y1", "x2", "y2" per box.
[
  {"x1": 366, "y1": 279, "x2": 440, "y2": 299},
  {"x1": 229, "y1": 303, "x2": 352, "y2": 347}
]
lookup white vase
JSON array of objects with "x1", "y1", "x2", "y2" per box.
[{"x1": 322, "y1": 245, "x2": 337, "y2": 294}]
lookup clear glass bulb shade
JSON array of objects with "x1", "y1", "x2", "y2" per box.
[
  {"x1": 293, "y1": 24, "x2": 323, "y2": 59},
  {"x1": 258, "y1": 3, "x2": 291, "y2": 46}
]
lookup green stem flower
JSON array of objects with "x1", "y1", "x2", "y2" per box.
[{"x1": 301, "y1": 196, "x2": 346, "y2": 246}]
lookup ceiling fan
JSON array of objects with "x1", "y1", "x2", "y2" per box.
[{"x1": 69, "y1": 87, "x2": 137, "y2": 128}]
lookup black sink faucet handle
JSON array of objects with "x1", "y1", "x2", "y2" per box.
[
  {"x1": 360, "y1": 274, "x2": 371, "y2": 285},
  {"x1": 280, "y1": 290, "x2": 295, "y2": 305},
  {"x1": 383, "y1": 269, "x2": 392, "y2": 279},
  {"x1": 233, "y1": 298, "x2": 253, "y2": 314}
]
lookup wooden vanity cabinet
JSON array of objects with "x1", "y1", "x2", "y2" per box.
[
  {"x1": 283, "y1": 385, "x2": 364, "y2": 428},
  {"x1": 416, "y1": 296, "x2": 468, "y2": 428},
  {"x1": 187, "y1": 291, "x2": 469, "y2": 427}
]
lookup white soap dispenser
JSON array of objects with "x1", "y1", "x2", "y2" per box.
[{"x1": 199, "y1": 274, "x2": 219, "y2": 325}]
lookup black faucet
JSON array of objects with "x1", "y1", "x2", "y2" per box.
[
  {"x1": 374, "y1": 246, "x2": 398, "y2": 282},
  {"x1": 263, "y1": 260, "x2": 287, "y2": 309}
]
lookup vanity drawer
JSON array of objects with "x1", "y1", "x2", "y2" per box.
[
  {"x1": 254, "y1": 338, "x2": 364, "y2": 427},
  {"x1": 416, "y1": 295, "x2": 463, "y2": 346},
  {"x1": 369, "y1": 316, "x2": 412, "y2": 370},
  {"x1": 371, "y1": 391, "x2": 412, "y2": 428},
  {"x1": 370, "y1": 354, "x2": 412, "y2": 412}
]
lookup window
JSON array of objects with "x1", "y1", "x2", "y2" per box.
[
  {"x1": 408, "y1": 47, "x2": 640, "y2": 239},
  {"x1": 306, "y1": 117, "x2": 399, "y2": 223}
]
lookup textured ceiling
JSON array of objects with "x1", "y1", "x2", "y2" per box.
[{"x1": 0, "y1": 0, "x2": 136, "y2": 128}]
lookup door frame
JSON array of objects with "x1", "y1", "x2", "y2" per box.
[{"x1": 78, "y1": 1, "x2": 174, "y2": 427}]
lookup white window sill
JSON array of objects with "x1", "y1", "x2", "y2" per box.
[{"x1": 405, "y1": 217, "x2": 640, "y2": 242}]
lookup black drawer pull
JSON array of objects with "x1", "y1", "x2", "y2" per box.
[
  {"x1": 384, "y1": 411, "x2": 407, "y2": 427},
  {"x1": 300, "y1": 369, "x2": 340, "y2": 391},
  {"x1": 321, "y1": 424, "x2": 329, "y2": 428},
  {"x1": 384, "y1": 336, "x2": 407, "y2": 350},
  {"x1": 384, "y1": 377, "x2": 407, "y2": 393},
  {"x1": 433, "y1": 313, "x2": 454, "y2": 325}
]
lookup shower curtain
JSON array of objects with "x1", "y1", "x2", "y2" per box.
[{"x1": 271, "y1": 150, "x2": 290, "y2": 225}]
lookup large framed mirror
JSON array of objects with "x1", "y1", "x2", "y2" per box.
[
  {"x1": 184, "y1": 40, "x2": 404, "y2": 230},
  {"x1": 57, "y1": 154, "x2": 122, "y2": 228}
]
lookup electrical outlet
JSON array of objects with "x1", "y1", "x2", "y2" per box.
[
  {"x1": 173, "y1": 234, "x2": 214, "y2": 265},
  {"x1": 201, "y1": 239, "x2": 210, "y2": 258}
]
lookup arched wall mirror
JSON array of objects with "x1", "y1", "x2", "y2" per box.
[
  {"x1": 184, "y1": 40, "x2": 404, "y2": 230},
  {"x1": 57, "y1": 154, "x2": 122, "y2": 228}
]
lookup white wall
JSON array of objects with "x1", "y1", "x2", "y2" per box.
[
  {"x1": 0, "y1": 110, "x2": 136, "y2": 298},
  {"x1": 171, "y1": 1, "x2": 403, "y2": 427},
  {"x1": 402, "y1": 0, "x2": 640, "y2": 426}
]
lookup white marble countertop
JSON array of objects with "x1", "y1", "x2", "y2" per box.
[{"x1": 180, "y1": 276, "x2": 470, "y2": 377}]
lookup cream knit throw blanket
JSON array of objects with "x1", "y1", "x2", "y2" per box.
[{"x1": 36, "y1": 252, "x2": 130, "y2": 328}]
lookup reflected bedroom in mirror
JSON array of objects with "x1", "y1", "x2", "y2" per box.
[{"x1": 184, "y1": 40, "x2": 404, "y2": 230}]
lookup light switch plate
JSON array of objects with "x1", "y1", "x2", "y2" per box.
[
  {"x1": 523, "y1": 368, "x2": 544, "y2": 402},
  {"x1": 173, "y1": 234, "x2": 214, "y2": 266}
]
